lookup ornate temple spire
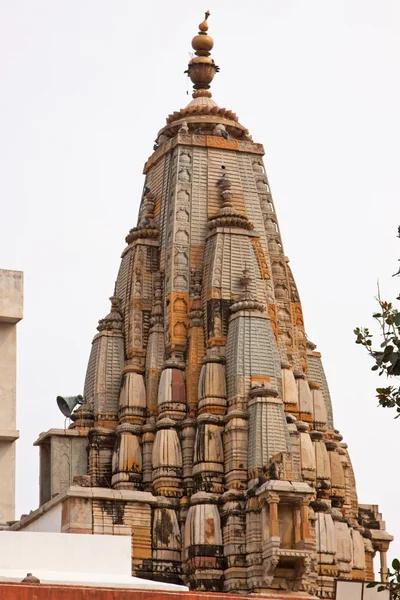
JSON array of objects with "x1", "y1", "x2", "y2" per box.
[
  {"x1": 185, "y1": 11, "x2": 219, "y2": 99},
  {"x1": 35, "y1": 12, "x2": 393, "y2": 595}
]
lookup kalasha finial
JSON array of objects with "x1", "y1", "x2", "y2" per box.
[
  {"x1": 193, "y1": 11, "x2": 212, "y2": 51},
  {"x1": 185, "y1": 11, "x2": 219, "y2": 98}
]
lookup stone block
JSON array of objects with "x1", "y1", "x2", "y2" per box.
[
  {"x1": 61, "y1": 497, "x2": 92, "y2": 533},
  {"x1": 0, "y1": 270, "x2": 23, "y2": 323},
  {"x1": 35, "y1": 430, "x2": 88, "y2": 505}
]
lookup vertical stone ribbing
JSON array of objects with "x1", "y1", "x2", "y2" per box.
[
  {"x1": 86, "y1": 297, "x2": 124, "y2": 487},
  {"x1": 111, "y1": 368, "x2": 146, "y2": 490},
  {"x1": 307, "y1": 340, "x2": 335, "y2": 430},
  {"x1": 247, "y1": 387, "x2": 291, "y2": 480}
]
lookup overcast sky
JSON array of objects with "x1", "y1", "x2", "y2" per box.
[{"x1": 1, "y1": 0, "x2": 399, "y2": 569}]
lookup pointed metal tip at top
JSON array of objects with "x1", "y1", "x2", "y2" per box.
[{"x1": 199, "y1": 11, "x2": 211, "y2": 32}]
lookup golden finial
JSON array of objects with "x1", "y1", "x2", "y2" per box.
[
  {"x1": 199, "y1": 10, "x2": 210, "y2": 33},
  {"x1": 185, "y1": 11, "x2": 219, "y2": 98}
]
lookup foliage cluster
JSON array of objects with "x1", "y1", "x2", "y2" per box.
[
  {"x1": 366, "y1": 558, "x2": 400, "y2": 598},
  {"x1": 354, "y1": 228, "x2": 400, "y2": 416}
]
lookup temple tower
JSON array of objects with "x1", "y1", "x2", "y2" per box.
[{"x1": 23, "y1": 12, "x2": 393, "y2": 598}]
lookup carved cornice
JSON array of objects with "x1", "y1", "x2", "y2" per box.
[
  {"x1": 143, "y1": 134, "x2": 264, "y2": 174},
  {"x1": 125, "y1": 227, "x2": 159, "y2": 244},
  {"x1": 248, "y1": 385, "x2": 279, "y2": 399},
  {"x1": 208, "y1": 213, "x2": 254, "y2": 231}
]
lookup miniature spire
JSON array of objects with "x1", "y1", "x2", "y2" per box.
[
  {"x1": 125, "y1": 191, "x2": 159, "y2": 244},
  {"x1": 185, "y1": 11, "x2": 219, "y2": 98},
  {"x1": 97, "y1": 296, "x2": 123, "y2": 332},
  {"x1": 230, "y1": 268, "x2": 265, "y2": 313},
  {"x1": 208, "y1": 167, "x2": 254, "y2": 231}
]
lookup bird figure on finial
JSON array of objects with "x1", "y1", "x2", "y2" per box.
[{"x1": 241, "y1": 267, "x2": 252, "y2": 293}]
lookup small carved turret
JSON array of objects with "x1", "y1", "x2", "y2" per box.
[
  {"x1": 86, "y1": 296, "x2": 124, "y2": 486},
  {"x1": 126, "y1": 192, "x2": 159, "y2": 244},
  {"x1": 208, "y1": 171, "x2": 254, "y2": 231}
]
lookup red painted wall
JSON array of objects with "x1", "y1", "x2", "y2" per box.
[{"x1": 0, "y1": 582, "x2": 314, "y2": 600}]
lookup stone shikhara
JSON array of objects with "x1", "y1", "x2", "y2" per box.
[{"x1": 13, "y1": 12, "x2": 393, "y2": 599}]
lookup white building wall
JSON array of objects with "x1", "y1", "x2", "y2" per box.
[
  {"x1": 0, "y1": 531, "x2": 188, "y2": 591},
  {"x1": 22, "y1": 504, "x2": 62, "y2": 533}
]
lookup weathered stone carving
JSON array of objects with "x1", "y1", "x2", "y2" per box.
[{"x1": 28, "y1": 10, "x2": 393, "y2": 597}]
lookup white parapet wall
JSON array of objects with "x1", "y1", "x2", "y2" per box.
[
  {"x1": 336, "y1": 579, "x2": 390, "y2": 599},
  {"x1": 20, "y1": 503, "x2": 62, "y2": 532},
  {"x1": 0, "y1": 531, "x2": 188, "y2": 591}
]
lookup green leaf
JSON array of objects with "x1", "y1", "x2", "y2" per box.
[
  {"x1": 383, "y1": 345, "x2": 394, "y2": 360},
  {"x1": 366, "y1": 581, "x2": 378, "y2": 588},
  {"x1": 391, "y1": 362, "x2": 400, "y2": 376},
  {"x1": 393, "y1": 558, "x2": 400, "y2": 571},
  {"x1": 377, "y1": 585, "x2": 386, "y2": 591}
]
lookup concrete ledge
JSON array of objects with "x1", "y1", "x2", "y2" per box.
[
  {"x1": 370, "y1": 529, "x2": 394, "y2": 543},
  {"x1": 12, "y1": 486, "x2": 157, "y2": 531},
  {"x1": 65, "y1": 486, "x2": 157, "y2": 504},
  {"x1": 34, "y1": 429, "x2": 87, "y2": 446},
  {"x1": 0, "y1": 269, "x2": 23, "y2": 323},
  {"x1": 256, "y1": 480, "x2": 314, "y2": 496},
  {"x1": 0, "y1": 430, "x2": 19, "y2": 442}
]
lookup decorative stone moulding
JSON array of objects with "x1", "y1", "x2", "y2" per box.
[
  {"x1": 157, "y1": 368, "x2": 187, "y2": 421},
  {"x1": 197, "y1": 359, "x2": 227, "y2": 415},
  {"x1": 152, "y1": 418, "x2": 183, "y2": 498},
  {"x1": 192, "y1": 415, "x2": 224, "y2": 494},
  {"x1": 184, "y1": 492, "x2": 224, "y2": 590}
]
